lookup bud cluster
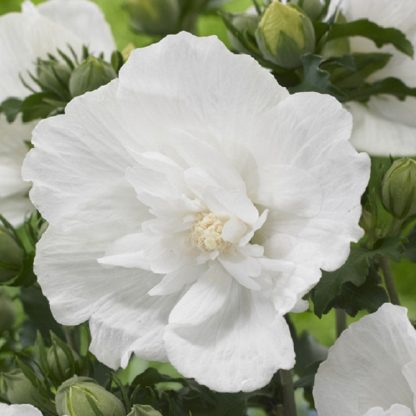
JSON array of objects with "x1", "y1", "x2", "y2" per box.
[{"x1": 124, "y1": 0, "x2": 231, "y2": 36}]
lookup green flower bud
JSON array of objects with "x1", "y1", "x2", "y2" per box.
[
  {"x1": 45, "y1": 335, "x2": 80, "y2": 384},
  {"x1": 382, "y1": 158, "x2": 416, "y2": 220},
  {"x1": 228, "y1": 12, "x2": 261, "y2": 53},
  {"x1": 36, "y1": 59, "x2": 72, "y2": 97},
  {"x1": 0, "y1": 228, "x2": 24, "y2": 285},
  {"x1": 124, "y1": 0, "x2": 180, "y2": 35},
  {"x1": 0, "y1": 370, "x2": 40, "y2": 406},
  {"x1": 291, "y1": 0, "x2": 323, "y2": 20},
  {"x1": 0, "y1": 292, "x2": 15, "y2": 333},
  {"x1": 128, "y1": 405, "x2": 162, "y2": 416},
  {"x1": 69, "y1": 56, "x2": 117, "y2": 98},
  {"x1": 56, "y1": 376, "x2": 125, "y2": 416},
  {"x1": 256, "y1": 1, "x2": 315, "y2": 68}
]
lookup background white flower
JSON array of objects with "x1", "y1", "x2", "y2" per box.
[
  {"x1": 23, "y1": 32, "x2": 370, "y2": 392},
  {"x1": 314, "y1": 303, "x2": 416, "y2": 416},
  {"x1": 331, "y1": 0, "x2": 416, "y2": 156},
  {"x1": 0, "y1": 0, "x2": 115, "y2": 225},
  {"x1": 0, "y1": 403, "x2": 43, "y2": 416}
]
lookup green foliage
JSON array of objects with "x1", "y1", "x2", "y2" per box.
[{"x1": 222, "y1": 1, "x2": 416, "y2": 103}]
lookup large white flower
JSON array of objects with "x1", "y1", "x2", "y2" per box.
[
  {"x1": 330, "y1": 0, "x2": 416, "y2": 156},
  {"x1": 314, "y1": 303, "x2": 416, "y2": 416},
  {"x1": 0, "y1": 403, "x2": 43, "y2": 416},
  {"x1": 0, "y1": 0, "x2": 115, "y2": 225},
  {"x1": 23, "y1": 32, "x2": 370, "y2": 392}
]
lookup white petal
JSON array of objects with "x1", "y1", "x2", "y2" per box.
[
  {"x1": 89, "y1": 276, "x2": 180, "y2": 368},
  {"x1": 348, "y1": 102, "x2": 416, "y2": 157},
  {"x1": 219, "y1": 252, "x2": 262, "y2": 290},
  {"x1": 313, "y1": 304, "x2": 416, "y2": 416},
  {"x1": 222, "y1": 217, "x2": 248, "y2": 244},
  {"x1": 115, "y1": 32, "x2": 289, "y2": 156},
  {"x1": 23, "y1": 81, "x2": 145, "y2": 230},
  {"x1": 148, "y1": 265, "x2": 201, "y2": 296},
  {"x1": 363, "y1": 405, "x2": 414, "y2": 416},
  {"x1": 401, "y1": 360, "x2": 416, "y2": 410},
  {"x1": 253, "y1": 164, "x2": 322, "y2": 217},
  {"x1": 165, "y1": 285, "x2": 294, "y2": 392},
  {"x1": 35, "y1": 224, "x2": 177, "y2": 368},
  {"x1": 0, "y1": 116, "x2": 34, "y2": 225},
  {"x1": 36, "y1": 0, "x2": 115, "y2": 57},
  {"x1": 0, "y1": 403, "x2": 43, "y2": 416},
  {"x1": 168, "y1": 264, "x2": 232, "y2": 326}
]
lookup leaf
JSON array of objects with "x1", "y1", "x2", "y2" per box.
[
  {"x1": 20, "y1": 93, "x2": 57, "y2": 122},
  {"x1": 289, "y1": 54, "x2": 340, "y2": 95},
  {"x1": 327, "y1": 19, "x2": 414, "y2": 57},
  {"x1": 0, "y1": 97, "x2": 23, "y2": 123},
  {"x1": 312, "y1": 245, "x2": 370, "y2": 317},
  {"x1": 334, "y1": 267, "x2": 389, "y2": 316},
  {"x1": 312, "y1": 238, "x2": 402, "y2": 316},
  {"x1": 323, "y1": 52, "x2": 392, "y2": 88}
]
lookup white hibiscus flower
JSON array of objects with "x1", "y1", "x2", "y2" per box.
[
  {"x1": 0, "y1": 403, "x2": 43, "y2": 416},
  {"x1": 0, "y1": 0, "x2": 115, "y2": 225},
  {"x1": 314, "y1": 303, "x2": 416, "y2": 416},
  {"x1": 330, "y1": 0, "x2": 416, "y2": 156},
  {"x1": 23, "y1": 32, "x2": 370, "y2": 392}
]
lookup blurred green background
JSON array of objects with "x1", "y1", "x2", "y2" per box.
[{"x1": 0, "y1": 0, "x2": 252, "y2": 48}]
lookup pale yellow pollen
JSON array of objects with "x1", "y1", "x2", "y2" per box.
[{"x1": 190, "y1": 212, "x2": 231, "y2": 252}]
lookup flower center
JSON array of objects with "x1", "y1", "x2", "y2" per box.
[{"x1": 190, "y1": 212, "x2": 231, "y2": 252}]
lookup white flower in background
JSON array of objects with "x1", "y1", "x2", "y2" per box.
[
  {"x1": 330, "y1": 0, "x2": 416, "y2": 156},
  {"x1": 23, "y1": 32, "x2": 370, "y2": 392},
  {"x1": 0, "y1": 403, "x2": 43, "y2": 416},
  {"x1": 314, "y1": 303, "x2": 416, "y2": 416},
  {"x1": 0, "y1": 0, "x2": 115, "y2": 225}
]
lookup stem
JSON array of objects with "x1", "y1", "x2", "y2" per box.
[
  {"x1": 279, "y1": 370, "x2": 297, "y2": 416},
  {"x1": 335, "y1": 309, "x2": 347, "y2": 337},
  {"x1": 380, "y1": 256, "x2": 400, "y2": 305}
]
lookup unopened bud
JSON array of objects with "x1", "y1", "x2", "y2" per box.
[
  {"x1": 0, "y1": 370, "x2": 40, "y2": 406},
  {"x1": 124, "y1": 0, "x2": 180, "y2": 36},
  {"x1": 0, "y1": 292, "x2": 15, "y2": 333},
  {"x1": 256, "y1": 1, "x2": 315, "y2": 68},
  {"x1": 227, "y1": 11, "x2": 260, "y2": 53},
  {"x1": 69, "y1": 56, "x2": 117, "y2": 98},
  {"x1": 0, "y1": 229, "x2": 24, "y2": 285},
  {"x1": 128, "y1": 405, "x2": 162, "y2": 416},
  {"x1": 45, "y1": 334, "x2": 80, "y2": 384},
  {"x1": 291, "y1": 0, "x2": 323, "y2": 20},
  {"x1": 36, "y1": 59, "x2": 72, "y2": 97},
  {"x1": 382, "y1": 158, "x2": 416, "y2": 219},
  {"x1": 56, "y1": 376, "x2": 125, "y2": 416}
]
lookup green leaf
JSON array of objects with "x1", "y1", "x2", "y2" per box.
[
  {"x1": 312, "y1": 245, "x2": 370, "y2": 317},
  {"x1": 20, "y1": 93, "x2": 58, "y2": 122},
  {"x1": 327, "y1": 19, "x2": 414, "y2": 57},
  {"x1": 289, "y1": 54, "x2": 340, "y2": 95},
  {"x1": 323, "y1": 52, "x2": 391, "y2": 89},
  {"x1": 0, "y1": 97, "x2": 23, "y2": 123},
  {"x1": 343, "y1": 77, "x2": 416, "y2": 103},
  {"x1": 334, "y1": 267, "x2": 389, "y2": 316},
  {"x1": 312, "y1": 237, "x2": 402, "y2": 316}
]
